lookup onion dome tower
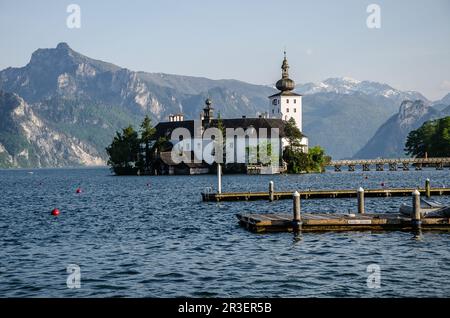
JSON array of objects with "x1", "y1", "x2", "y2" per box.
[
  {"x1": 203, "y1": 98, "x2": 214, "y2": 124},
  {"x1": 275, "y1": 52, "x2": 296, "y2": 92},
  {"x1": 268, "y1": 51, "x2": 304, "y2": 134}
]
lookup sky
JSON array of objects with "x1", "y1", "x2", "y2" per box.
[{"x1": 0, "y1": 0, "x2": 449, "y2": 100}]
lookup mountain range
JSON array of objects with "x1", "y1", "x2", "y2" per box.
[
  {"x1": 0, "y1": 43, "x2": 448, "y2": 167},
  {"x1": 354, "y1": 100, "x2": 450, "y2": 158}
]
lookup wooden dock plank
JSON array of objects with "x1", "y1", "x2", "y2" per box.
[
  {"x1": 203, "y1": 188, "x2": 450, "y2": 202},
  {"x1": 236, "y1": 212, "x2": 450, "y2": 233}
]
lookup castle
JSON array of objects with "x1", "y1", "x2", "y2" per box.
[{"x1": 153, "y1": 53, "x2": 308, "y2": 175}]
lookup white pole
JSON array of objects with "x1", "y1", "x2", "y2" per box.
[
  {"x1": 357, "y1": 187, "x2": 365, "y2": 214},
  {"x1": 412, "y1": 189, "x2": 421, "y2": 229},
  {"x1": 425, "y1": 178, "x2": 431, "y2": 198},
  {"x1": 269, "y1": 181, "x2": 274, "y2": 202},
  {"x1": 293, "y1": 191, "x2": 302, "y2": 231},
  {"x1": 217, "y1": 164, "x2": 222, "y2": 194}
]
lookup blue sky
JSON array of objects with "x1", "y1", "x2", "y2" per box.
[{"x1": 1, "y1": 0, "x2": 449, "y2": 100}]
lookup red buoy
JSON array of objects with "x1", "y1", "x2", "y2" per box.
[
  {"x1": 381, "y1": 182, "x2": 385, "y2": 187},
  {"x1": 76, "y1": 188, "x2": 82, "y2": 194},
  {"x1": 51, "y1": 208, "x2": 60, "y2": 216}
]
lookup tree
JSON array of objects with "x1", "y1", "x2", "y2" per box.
[
  {"x1": 139, "y1": 115, "x2": 156, "y2": 172},
  {"x1": 216, "y1": 111, "x2": 225, "y2": 138},
  {"x1": 283, "y1": 147, "x2": 309, "y2": 173},
  {"x1": 282, "y1": 119, "x2": 332, "y2": 173},
  {"x1": 106, "y1": 125, "x2": 140, "y2": 175},
  {"x1": 405, "y1": 117, "x2": 450, "y2": 157},
  {"x1": 284, "y1": 118, "x2": 304, "y2": 150},
  {"x1": 283, "y1": 118, "x2": 309, "y2": 173},
  {"x1": 307, "y1": 146, "x2": 331, "y2": 173}
]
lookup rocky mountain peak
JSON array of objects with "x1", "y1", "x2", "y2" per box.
[
  {"x1": 28, "y1": 43, "x2": 120, "y2": 76},
  {"x1": 56, "y1": 42, "x2": 71, "y2": 51},
  {"x1": 30, "y1": 43, "x2": 76, "y2": 65},
  {"x1": 397, "y1": 100, "x2": 430, "y2": 128},
  {"x1": 354, "y1": 99, "x2": 444, "y2": 159}
]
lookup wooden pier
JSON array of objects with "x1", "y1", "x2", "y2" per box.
[
  {"x1": 327, "y1": 157, "x2": 450, "y2": 172},
  {"x1": 236, "y1": 212, "x2": 450, "y2": 233},
  {"x1": 202, "y1": 187, "x2": 450, "y2": 202},
  {"x1": 237, "y1": 189, "x2": 450, "y2": 233}
]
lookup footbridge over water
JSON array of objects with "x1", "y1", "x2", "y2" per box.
[{"x1": 328, "y1": 158, "x2": 450, "y2": 172}]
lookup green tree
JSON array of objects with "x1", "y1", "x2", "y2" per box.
[
  {"x1": 283, "y1": 118, "x2": 309, "y2": 173},
  {"x1": 216, "y1": 111, "x2": 225, "y2": 138},
  {"x1": 106, "y1": 125, "x2": 140, "y2": 175},
  {"x1": 215, "y1": 112, "x2": 230, "y2": 170},
  {"x1": 282, "y1": 119, "x2": 332, "y2": 173},
  {"x1": 307, "y1": 146, "x2": 331, "y2": 173},
  {"x1": 283, "y1": 147, "x2": 309, "y2": 173},
  {"x1": 284, "y1": 118, "x2": 304, "y2": 150},
  {"x1": 405, "y1": 117, "x2": 450, "y2": 157},
  {"x1": 283, "y1": 146, "x2": 330, "y2": 174},
  {"x1": 139, "y1": 115, "x2": 156, "y2": 172}
]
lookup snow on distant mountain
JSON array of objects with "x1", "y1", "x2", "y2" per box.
[
  {"x1": 297, "y1": 77, "x2": 429, "y2": 105},
  {"x1": 0, "y1": 43, "x2": 445, "y2": 166}
]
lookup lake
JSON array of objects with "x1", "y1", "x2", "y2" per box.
[{"x1": 0, "y1": 168, "x2": 449, "y2": 297}]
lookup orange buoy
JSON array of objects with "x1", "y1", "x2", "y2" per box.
[{"x1": 51, "y1": 208, "x2": 60, "y2": 216}]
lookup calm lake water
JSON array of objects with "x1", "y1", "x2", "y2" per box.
[{"x1": 0, "y1": 167, "x2": 449, "y2": 297}]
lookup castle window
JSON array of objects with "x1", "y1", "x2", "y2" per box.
[
  {"x1": 286, "y1": 99, "x2": 289, "y2": 104},
  {"x1": 272, "y1": 99, "x2": 277, "y2": 105},
  {"x1": 294, "y1": 99, "x2": 297, "y2": 104},
  {"x1": 286, "y1": 108, "x2": 289, "y2": 112},
  {"x1": 278, "y1": 108, "x2": 280, "y2": 113},
  {"x1": 272, "y1": 109, "x2": 274, "y2": 114},
  {"x1": 294, "y1": 108, "x2": 297, "y2": 113}
]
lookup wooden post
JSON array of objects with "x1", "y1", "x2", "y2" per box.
[
  {"x1": 217, "y1": 164, "x2": 222, "y2": 194},
  {"x1": 357, "y1": 187, "x2": 365, "y2": 214},
  {"x1": 292, "y1": 191, "x2": 302, "y2": 231},
  {"x1": 425, "y1": 178, "x2": 431, "y2": 198},
  {"x1": 412, "y1": 189, "x2": 421, "y2": 229},
  {"x1": 269, "y1": 181, "x2": 274, "y2": 202}
]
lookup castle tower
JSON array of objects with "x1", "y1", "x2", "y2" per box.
[
  {"x1": 203, "y1": 98, "x2": 214, "y2": 125},
  {"x1": 269, "y1": 52, "x2": 303, "y2": 132}
]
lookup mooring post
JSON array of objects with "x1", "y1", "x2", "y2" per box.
[
  {"x1": 292, "y1": 191, "x2": 302, "y2": 231},
  {"x1": 412, "y1": 189, "x2": 421, "y2": 229},
  {"x1": 269, "y1": 181, "x2": 274, "y2": 202},
  {"x1": 217, "y1": 164, "x2": 222, "y2": 194},
  {"x1": 357, "y1": 187, "x2": 365, "y2": 214},
  {"x1": 425, "y1": 178, "x2": 431, "y2": 198}
]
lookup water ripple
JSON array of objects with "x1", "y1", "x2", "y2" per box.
[{"x1": 0, "y1": 168, "x2": 450, "y2": 297}]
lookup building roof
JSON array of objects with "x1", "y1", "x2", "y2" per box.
[
  {"x1": 268, "y1": 91, "x2": 302, "y2": 98},
  {"x1": 160, "y1": 151, "x2": 209, "y2": 168},
  {"x1": 154, "y1": 120, "x2": 198, "y2": 139},
  {"x1": 155, "y1": 117, "x2": 293, "y2": 139}
]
